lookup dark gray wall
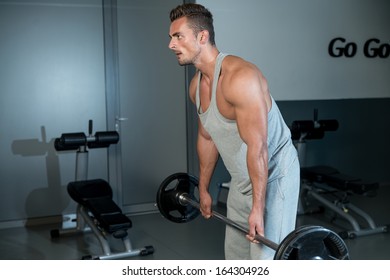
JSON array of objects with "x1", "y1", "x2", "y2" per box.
[{"x1": 278, "y1": 98, "x2": 390, "y2": 183}]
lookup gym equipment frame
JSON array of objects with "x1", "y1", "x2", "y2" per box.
[
  {"x1": 50, "y1": 120, "x2": 154, "y2": 259},
  {"x1": 291, "y1": 110, "x2": 389, "y2": 239}
]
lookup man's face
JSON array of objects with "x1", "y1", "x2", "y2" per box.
[{"x1": 168, "y1": 17, "x2": 201, "y2": 66}]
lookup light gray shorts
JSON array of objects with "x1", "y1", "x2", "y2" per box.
[{"x1": 224, "y1": 157, "x2": 300, "y2": 260}]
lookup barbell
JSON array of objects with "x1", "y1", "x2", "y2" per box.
[{"x1": 156, "y1": 172, "x2": 350, "y2": 260}]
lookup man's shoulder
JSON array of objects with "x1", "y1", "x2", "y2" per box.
[{"x1": 223, "y1": 55, "x2": 260, "y2": 82}]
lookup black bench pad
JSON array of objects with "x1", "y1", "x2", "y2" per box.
[
  {"x1": 301, "y1": 165, "x2": 379, "y2": 195},
  {"x1": 67, "y1": 179, "x2": 132, "y2": 233}
]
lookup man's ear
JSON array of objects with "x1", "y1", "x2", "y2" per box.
[{"x1": 199, "y1": 30, "x2": 209, "y2": 45}]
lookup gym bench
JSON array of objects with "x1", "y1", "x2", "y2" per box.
[
  {"x1": 51, "y1": 120, "x2": 154, "y2": 259},
  {"x1": 291, "y1": 111, "x2": 389, "y2": 239},
  {"x1": 300, "y1": 165, "x2": 387, "y2": 239}
]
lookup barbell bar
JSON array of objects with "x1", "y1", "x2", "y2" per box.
[
  {"x1": 156, "y1": 172, "x2": 350, "y2": 260},
  {"x1": 179, "y1": 192, "x2": 279, "y2": 250}
]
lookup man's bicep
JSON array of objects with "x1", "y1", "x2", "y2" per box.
[{"x1": 232, "y1": 79, "x2": 268, "y2": 146}]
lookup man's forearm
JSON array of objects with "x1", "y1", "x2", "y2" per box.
[
  {"x1": 197, "y1": 134, "x2": 219, "y2": 194},
  {"x1": 246, "y1": 145, "x2": 268, "y2": 211}
]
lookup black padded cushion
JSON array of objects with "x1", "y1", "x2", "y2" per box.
[
  {"x1": 301, "y1": 165, "x2": 378, "y2": 196},
  {"x1": 301, "y1": 165, "x2": 339, "y2": 182},
  {"x1": 67, "y1": 179, "x2": 113, "y2": 204},
  {"x1": 67, "y1": 179, "x2": 132, "y2": 233}
]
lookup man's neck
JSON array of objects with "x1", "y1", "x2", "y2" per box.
[{"x1": 194, "y1": 47, "x2": 220, "y2": 79}]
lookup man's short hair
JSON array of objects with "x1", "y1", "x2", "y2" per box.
[{"x1": 170, "y1": 3, "x2": 215, "y2": 46}]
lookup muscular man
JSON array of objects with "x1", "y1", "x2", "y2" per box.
[{"x1": 168, "y1": 3, "x2": 300, "y2": 259}]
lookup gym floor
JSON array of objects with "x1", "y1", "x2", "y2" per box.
[{"x1": 0, "y1": 184, "x2": 389, "y2": 260}]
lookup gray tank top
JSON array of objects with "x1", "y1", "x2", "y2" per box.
[{"x1": 196, "y1": 53, "x2": 297, "y2": 193}]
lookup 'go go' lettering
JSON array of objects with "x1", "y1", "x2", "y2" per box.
[{"x1": 328, "y1": 37, "x2": 389, "y2": 58}]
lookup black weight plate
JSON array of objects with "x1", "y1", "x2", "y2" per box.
[
  {"x1": 156, "y1": 173, "x2": 200, "y2": 223},
  {"x1": 274, "y1": 225, "x2": 349, "y2": 260},
  {"x1": 273, "y1": 225, "x2": 316, "y2": 259}
]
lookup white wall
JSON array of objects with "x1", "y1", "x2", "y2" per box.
[{"x1": 198, "y1": 0, "x2": 390, "y2": 100}]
